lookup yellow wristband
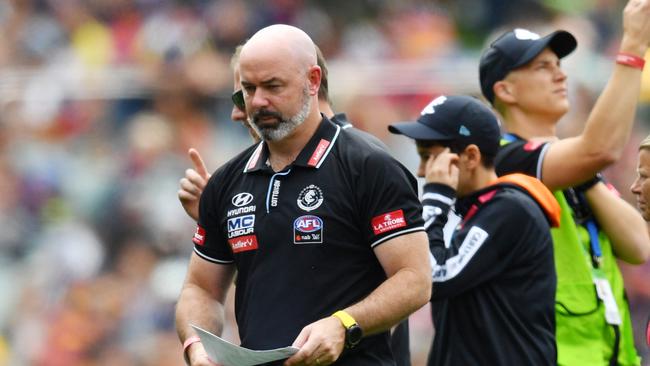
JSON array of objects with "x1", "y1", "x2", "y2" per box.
[{"x1": 332, "y1": 310, "x2": 357, "y2": 328}]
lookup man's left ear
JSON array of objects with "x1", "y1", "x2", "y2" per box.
[{"x1": 463, "y1": 145, "x2": 482, "y2": 168}]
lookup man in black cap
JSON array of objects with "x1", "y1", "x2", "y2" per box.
[
  {"x1": 389, "y1": 95, "x2": 561, "y2": 366},
  {"x1": 479, "y1": 2, "x2": 650, "y2": 364}
]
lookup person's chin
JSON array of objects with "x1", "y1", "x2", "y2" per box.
[
  {"x1": 638, "y1": 202, "x2": 650, "y2": 221},
  {"x1": 255, "y1": 117, "x2": 280, "y2": 127},
  {"x1": 551, "y1": 101, "x2": 570, "y2": 117}
]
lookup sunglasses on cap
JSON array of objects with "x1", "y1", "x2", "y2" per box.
[{"x1": 231, "y1": 90, "x2": 245, "y2": 112}]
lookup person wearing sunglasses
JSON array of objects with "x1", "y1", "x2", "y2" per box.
[
  {"x1": 175, "y1": 24, "x2": 431, "y2": 366},
  {"x1": 178, "y1": 41, "x2": 413, "y2": 366}
]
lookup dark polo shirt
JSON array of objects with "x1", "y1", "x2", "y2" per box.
[{"x1": 193, "y1": 116, "x2": 424, "y2": 365}]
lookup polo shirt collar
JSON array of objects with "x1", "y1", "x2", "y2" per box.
[{"x1": 243, "y1": 115, "x2": 341, "y2": 173}]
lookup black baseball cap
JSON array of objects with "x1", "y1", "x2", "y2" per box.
[
  {"x1": 479, "y1": 28, "x2": 577, "y2": 104},
  {"x1": 388, "y1": 95, "x2": 501, "y2": 156}
]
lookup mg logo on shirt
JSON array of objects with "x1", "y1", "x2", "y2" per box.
[
  {"x1": 227, "y1": 214, "x2": 255, "y2": 238},
  {"x1": 232, "y1": 192, "x2": 254, "y2": 207}
]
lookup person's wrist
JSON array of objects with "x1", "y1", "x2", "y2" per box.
[
  {"x1": 423, "y1": 182, "x2": 457, "y2": 198},
  {"x1": 616, "y1": 52, "x2": 645, "y2": 70},
  {"x1": 574, "y1": 173, "x2": 603, "y2": 193},
  {"x1": 618, "y1": 35, "x2": 648, "y2": 57},
  {"x1": 619, "y1": 35, "x2": 647, "y2": 58},
  {"x1": 183, "y1": 336, "x2": 202, "y2": 365}
]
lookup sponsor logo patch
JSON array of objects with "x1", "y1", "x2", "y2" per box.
[
  {"x1": 420, "y1": 95, "x2": 447, "y2": 115},
  {"x1": 523, "y1": 141, "x2": 543, "y2": 151},
  {"x1": 514, "y1": 28, "x2": 540, "y2": 40},
  {"x1": 372, "y1": 209, "x2": 407, "y2": 235},
  {"x1": 228, "y1": 234, "x2": 258, "y2": 253},
  {"x1": 193, "y1": 225, "x2": 206, "y2": 246},
  {"x1": 232, "y1": 192, "x2": 254, "y2": 207},
  {"x1": 293, "y1": 215, "x2": 323, "y2": 244},
  {"x1": 308, "y1": 139, "x2": 331, "y2": 167},
  {"x1": 297, "y1": 184, "x2": 324, "y2": 211},
  {"x1": 227, "y1": 214, "x2": 255, "y2": 238},
  {"x1": 270, "y1": 180, "x2": 281, "y2": 207},
  {"x1": 227, "y1": 205, "x2": 256, "y2": 217}
]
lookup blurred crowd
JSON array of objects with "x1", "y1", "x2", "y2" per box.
[{"x1": 0, "y1": 0, "x2": 648, "y2": 365}]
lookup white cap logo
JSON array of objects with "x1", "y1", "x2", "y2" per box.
[
  {"x1": 421, "y1": 95, "x2": 447, "y2": 115},
  {"x1": 514, "y1": 28, "x2": 540, "y2": 40}
]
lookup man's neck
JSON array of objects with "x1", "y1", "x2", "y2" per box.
[
  {"x1": 319, "y1": 100, "x2": 335, "y2": 119},
  {"x1": 266, "y1": 111, "x2": 322, "y2": 172},
  {"x1": 467, "y1": 168, "x2": 499, "y2": 196},
  {"x1": 502, "y1": 108, "x2": 559, "y2": 141}
]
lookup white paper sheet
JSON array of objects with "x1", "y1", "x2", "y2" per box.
[{"x1": 191, "y1": 324, "x2": 299, "y2": 366}]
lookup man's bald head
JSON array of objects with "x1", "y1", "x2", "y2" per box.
[
  {"x1": 238, "y1": 24, "x2": 322, "y2": 142},
  {"x1": 240, "y1": 24, "x2": 317, "y2": 73}
]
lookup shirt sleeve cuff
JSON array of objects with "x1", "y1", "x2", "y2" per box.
[{"x1": 423, "y1": 183, "x2": 456, "y2": 204}]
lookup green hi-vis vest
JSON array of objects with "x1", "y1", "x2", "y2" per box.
[{"x1": 552, "y1": 190, "x2": 640, "y2": 366}]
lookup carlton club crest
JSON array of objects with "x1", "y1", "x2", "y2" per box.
[{"x1": 297, "y1": 184, "x2": 323, "y2": 211}]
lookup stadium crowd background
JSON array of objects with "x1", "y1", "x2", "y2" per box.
[{"x1": 0, "y1": 0, "x2": 648, "y2": 365}]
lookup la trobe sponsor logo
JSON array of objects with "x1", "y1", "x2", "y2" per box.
[{"x1": 372, "y1": 209, "x2": 407, "y2": 235}]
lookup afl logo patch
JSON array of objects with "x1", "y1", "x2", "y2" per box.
[
  {"x1": 294, "y1": 215, "x2": 323, "y2": 244},
  {"x1": 232, "y1": 192, "x2": 254, "y2": 207},
  {"x1": 297, "y1": 184, "x2": 323, "y2": 211}
]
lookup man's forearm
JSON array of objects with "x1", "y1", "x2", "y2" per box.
[
  {"x1": 586, "y1": 183, "x2": 650, "y2": 264},
  {"x1": 581, "y1": 66, "x2": 642, "y2": 165},
  {"x1": 343, "y1": 266, "x2": 430, "y2": 336},
  {"x1": 176, "y1": 283, "x2": 228, "y2": 342},
  {"x1": 581, "y1": 32, "x2": 647, "y2": 166}
]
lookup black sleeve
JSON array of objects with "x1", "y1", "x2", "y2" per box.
[
  {"x1": 424, "y1": 185, "x2": 530, "y2": 300},
  {"x1": 356, "y1": 150, "x2": 425, "y2": 248},
  {"x1": 495, "y1": 140, "x2": 550, "y2": 180},
  {"x1": 193, "y1": 170, "x2": 234, "y2": 264}
]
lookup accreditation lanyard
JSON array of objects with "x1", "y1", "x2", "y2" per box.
[
  {"x1": 577, "y1": 196, "x2": 622, "y2": 326},
  {"x1": 502, "y1": 133, "x2": 622, "y2": 325}
]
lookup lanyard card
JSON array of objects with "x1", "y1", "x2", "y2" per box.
[{"x1": 593, "y1": 271, "x2": 622, "y2": 326}]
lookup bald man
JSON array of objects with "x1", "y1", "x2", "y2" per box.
[{"x1": 175, "y1": 25, "x2": 431, "y2": 366}]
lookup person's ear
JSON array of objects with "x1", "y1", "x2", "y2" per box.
[
  {"x1": 493, "y1": 80, "x2": 515, "y2": 104},
  {"x1": 462, "y1": 144, "x2": 482, "y2": 169},
  {"x1": 307, "y1": 65, "x2": 322, "y2": 97}
]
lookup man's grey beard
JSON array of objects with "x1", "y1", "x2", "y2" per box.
[{"x1": 250, "y1": 86, "x2": 312, "y2": 142}]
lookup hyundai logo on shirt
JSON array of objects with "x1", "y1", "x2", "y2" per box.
[{"x1": 232, "y1": 192, "x2": 254, "y2": 207}]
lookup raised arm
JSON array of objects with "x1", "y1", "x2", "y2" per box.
[
  {"x1": 584, "y1": 183, "x2": 650, "y2": 264},
  {"x1": 176, "y1": 253, "x2": 236, "y2": 366},
  {"x1": 541, "y1": 0, "x2": 650, "y2": 190}
]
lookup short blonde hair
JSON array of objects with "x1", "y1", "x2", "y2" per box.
[{"x1": 640, "y1": 134, "x2": 650, "y2": 150}]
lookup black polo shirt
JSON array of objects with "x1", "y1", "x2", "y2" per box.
[{"x1": 193, "y1": 116, "x2": 424, "y2": 365}]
